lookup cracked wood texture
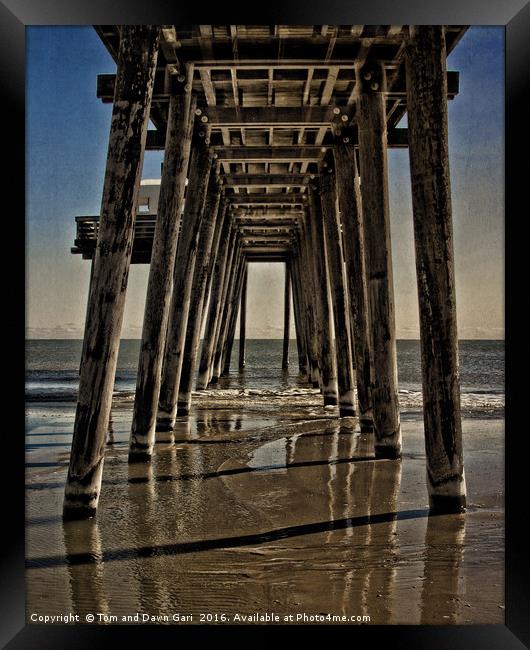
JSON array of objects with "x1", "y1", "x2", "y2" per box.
[
  {"x1": 129, "y1": 75, "x2": 196, "y2": 459},
  {"x1": 357, "y1": 83, "x2": 402, "y2": 459},
  {"x1": 405, "y1": 26, "x2": 465, "y2": 512},
  {"x1": 63, "y1": 25, "x2": 160, "y2": 519}
]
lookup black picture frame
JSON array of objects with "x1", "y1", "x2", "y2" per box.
[{"x1": 6, "y1": 0, "x2": 529, "y2": 646}]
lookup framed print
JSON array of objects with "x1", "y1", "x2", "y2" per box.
[{"x1": 4, "y1": 0, "x2": 529, "y2": 646}]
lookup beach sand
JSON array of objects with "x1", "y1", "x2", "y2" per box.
[{"x1": 26, "y1": 390, "x2": 504, "y2": 625}]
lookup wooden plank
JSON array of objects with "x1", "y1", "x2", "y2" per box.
[
  {"x1": 320, "y1": 65, "x2": 340, "y2": 105},
  {"x1": 213, "y1": 145, "x2": 324, "y2": 161},
  {"x1": 229, "y1": 194, "x2": 306, "y2": 204},
  {"x1": 202, "y1": 105, "x2": 339, "y2": 126},
  {"x1": 63, "y1": 26, "x2": 160, "y2": 520},
  {"x1": 199, "y1": 68, "x2": 217, "y2": 105},
  {"x1": 223, "y1": 173, "x2": 312, "y2": 186},
  {"x1": 405, "y1": 26, "x2": 466, "y2": 513}
]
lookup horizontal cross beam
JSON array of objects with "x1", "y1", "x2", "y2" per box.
[
  {"x1": 223, "y1": 173, "x2": 312, "y2": 187},
  {"x1": 146, "y1": 128, "x2": 408, "y2": 150},
  {"x1": 228, "y1": 193, "x2": 306, "y2": 203}
]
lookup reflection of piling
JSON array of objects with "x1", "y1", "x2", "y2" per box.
[
  {"x1": 63, "y1": 519, "x2": 108, "y2": 618},
  {"x1": 68, "y1": 25, "x2": 468, "y2": 517},
  {"x1": 420, "y1": 513, "x2": 466, "y2": 624}
]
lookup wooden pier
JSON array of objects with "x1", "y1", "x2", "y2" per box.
[{"x1": 66, "y1": 24, "x2": 468, "y2": 519}]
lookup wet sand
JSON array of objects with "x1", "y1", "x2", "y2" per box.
[{"x1": 26, "y1": 390, "x2": 504, "y2": 625}]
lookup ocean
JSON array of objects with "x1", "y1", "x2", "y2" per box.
[{"x1": 25, "y1": 339, "x2": 504, "y2": 417}]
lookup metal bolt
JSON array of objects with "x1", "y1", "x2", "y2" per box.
[
  {"x1": 177, "y1": 74, "x2": 186, "y2": 82},
  {"x1": 343, "y1": 136, "x2": 350, "y2": 143},
  {"x1": 333, "y1": 107, "x2": 341, "y2": 115},
  {"x1": 363, "y1": 70, "x2": 372, "y2": 81},
  {"x1": 341, "y1": 114, "x2": 348, "y2": 122},
  {"x1": 184, "y1": 84, "x2": 192, "y2": 92},
  {"x1": 201, "y1": 115, "x2": 208, "y2": 122},
  {"x1": 195, "y1": 108, "x2": 202, "y2": 116},
  {"x1": 371, "y1": 81, "x2": 379, "y2": 91}
]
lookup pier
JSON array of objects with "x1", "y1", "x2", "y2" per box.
[{"x1": 66, "y1": 24, "x2": 468, "y2": 521}]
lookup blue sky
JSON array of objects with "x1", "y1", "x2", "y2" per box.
[{"x1": 26, "y1": 26, "x2": 504, "y2": 339}]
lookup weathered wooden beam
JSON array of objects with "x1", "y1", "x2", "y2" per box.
[
  {"x1": 307, "y1": 187, "x2": 339, "y2": 402},
  {"x1": 289, "y1": 258, "x2": 308, "y2": 378},
  {"x1": 63, "y1": 26, "x2": 160, "y2": 520},
  {"x1": 144, "y1": 127, "x2": 410, "y2": 151},
  {"x1": 282, "y1": 263, "x2": 291, "y2": 369},
  {"x1": 220, "y1": 255, "x2": 246, "y2": 376},
  {"x1": 405, "y1": 26, "x2": 466, "y2": 513},
  {"x1": 196, "y1": 221, "x2": 234, "y2": 389},
  {"x1": 334, "y1": 141, "x2": 374, "y2": 431},
  {"x1": 129, "y1": 73, "x2": 196, "y2": 459},
  {"x1": 202, "y1": 106, "x2": 345, "y2": 126},
  {"x1": 223, "y1": 173, "x2": 312, "y2": 187},
  {"x1": 238, "y1": 266, "x2": 248, "y2": 369},
  {"x1": 157, "y1": 133, "x2": 214, "y2": 430},
  {"x1": 213, "y1": 145, "x2": 325, "y2": 161},
  {"x1": 319, "y1": 167, "x2": 357, "y2": 417},
  {"x1": 98, "y1": 70, "x2": 460, "y2": 105},
  {"x1": 177, "y1": 172, "x2": 223, "y2": 416},
  {"x1": 357, "y1": 75, "x2": 401, "y2": 459},
  {"x1": 228, "y1": 193, "x2": 307, "y2": 205},
  {"x1": 210, "y1": 239, "x2": 242, "y2": 383},
  {"x1": 301, "y1": 222, "x2": 325, "y2": 390},
  {"x1": 232, "y1": 208, "x2": 305, "y2": 216}
]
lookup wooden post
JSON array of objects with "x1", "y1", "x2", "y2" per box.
[
  {"x1": 405, "y1": 26, "x2": 466, "y2": 512},
  {"x1": 297, "y1": 231, "x2": 321, "y2": 389},
  {"x1": 211, "y1": 240, "x2": 241, "y2": 382},
  {"x1": 222, "y1": 256, "x2": 246, "y2": 375},
  {"x1": 306, "y1": 186, "x2": 339, "y2": 405},
  {"x1": 320, "y1": 163, "x2": 357, "y2": 417},
  {"x1": 129, "y1": 70, "x2": 196, "y2": 460},
  {"x1": 357, "y1": 64, "x2": 402, "y2": 458},
  {"x1": 289, "y1": 256, "x2": 308, "y2": 379},
  {"x1": 334, "y1": 141, "x2": 374, "y2": 431},
  {"x1": 63, "y1": 26, "x2": 160, "y2": 519},
  {"x1": 238, "y1": 265, "x2": 248, "y2": 369},
  {"x1": 282, "y1": 263, "x2": 291, "y2": 369},
  {"x1": 196, "y1": 220, "x2": 234, "y2": 389},
  {"x1": 176, "y1": 169, "x2": 223, "y2": 415},
  {"x1": 79, "y1": 256, "x2": 95, "y2": 375},
  {"x1": 157, "y1": 130, "x2": 214, "y2": 430}
]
